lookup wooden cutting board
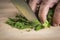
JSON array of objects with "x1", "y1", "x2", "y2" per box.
[{"x1": 0, "y1": 23, "x2": 60, "y2": 40}]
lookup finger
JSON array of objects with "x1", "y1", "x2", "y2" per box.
[
  {"x1": 53, "y1": 2, "x2": 60, "y2": 26},
  {"x1": 29, "y1": 0, "x2": 41, "y2": 13}
]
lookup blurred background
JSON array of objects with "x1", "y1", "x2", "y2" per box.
[{"x1": 0, "y1": 0, "x2": 19, "y2": 22}]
